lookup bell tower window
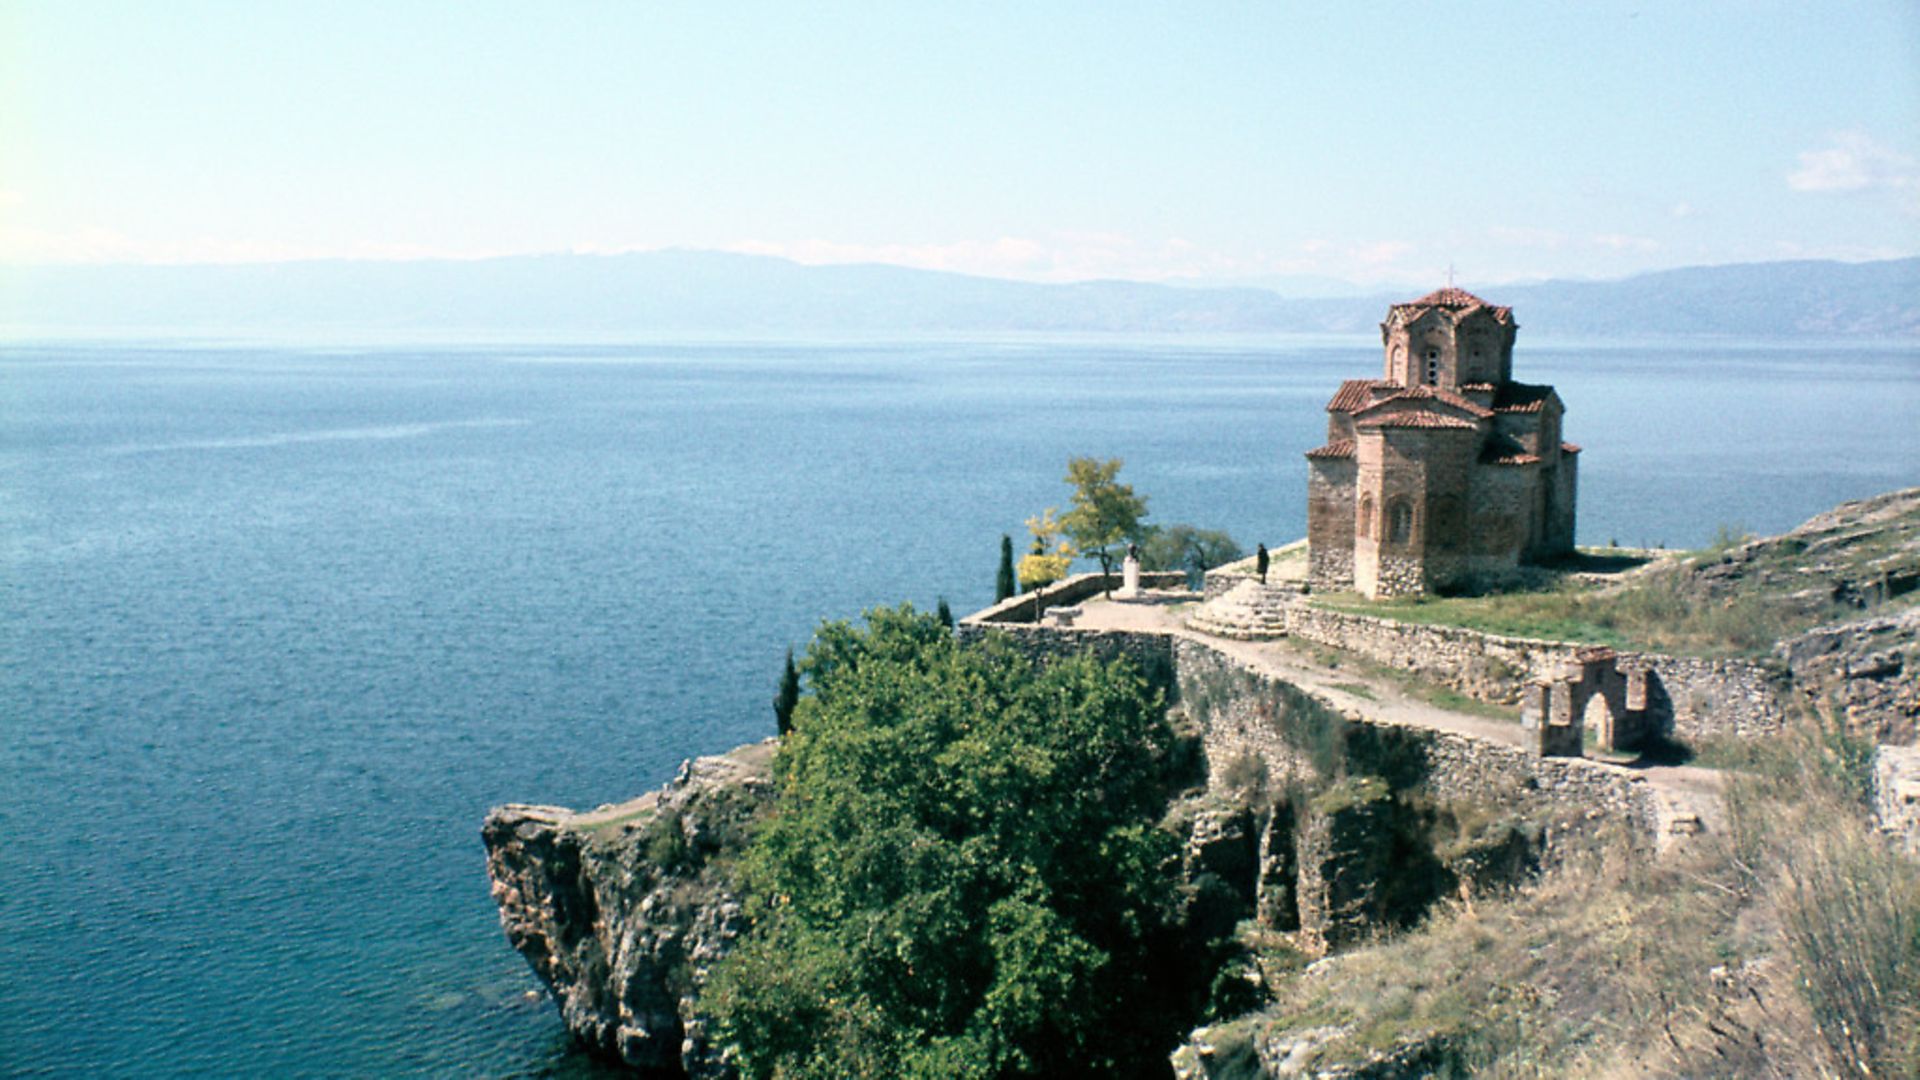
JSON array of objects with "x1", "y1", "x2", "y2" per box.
[{"x1": 1424, "y1": 348, "x2": 1441, "y2": 385}]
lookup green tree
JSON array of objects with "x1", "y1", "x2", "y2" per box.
[
  {"x1": 1138, "y1": 524, "x2": 1242, "y2": 574},
  {"x1": 936, "y1": 596, "x2": 954, "y2": 629},
  {"x1": 707, "y1": 606, "x2": 1184, "y2": 1078},
  {"x1": 772, "y1": 648, "x2": 800, "y2": 737},
  {"x1": 995, "y1": 534, "x2": 1017, "y2": 602},
  {"x1": 1058, "y1": 457, "x2": 1149, "y2": 595}
]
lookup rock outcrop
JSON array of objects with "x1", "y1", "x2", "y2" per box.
[
  {"x1": 1687, "y1": 486, "x2": 1920, "y2": 611},
  {"x1": 1875, "y1": 743, "x2": 1920, "y2": 856},
  {"x1": 1783, "y1": 606, "x2": 1920, "y2": 744},
  {"x1": 483, "y1": 740, "x2": 776, "y2": 1075}
]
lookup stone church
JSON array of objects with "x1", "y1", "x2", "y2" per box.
[{"x1": 1306, "y1": 287, "x2": 1578, "y2": 598}]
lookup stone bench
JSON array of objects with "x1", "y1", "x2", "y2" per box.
[{"x1": 1045, "y1": 605, "x2": 1085, "y2": 628}]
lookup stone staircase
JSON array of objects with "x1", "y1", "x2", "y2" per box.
[{"x1": 1184, "y1": 578, "x2": 1299, "y2": 640}]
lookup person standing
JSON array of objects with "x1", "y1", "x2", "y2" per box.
[{"x1": 1256, "y1": 542, "x2": 1269, "y2": 584}]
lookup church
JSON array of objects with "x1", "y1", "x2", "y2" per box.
[{"x1": 1305, "y1": 287, "x2": 1578, "y2": 598}]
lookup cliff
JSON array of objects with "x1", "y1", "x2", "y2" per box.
[{"x1": 483, "y1": 740, "x2": 776, "y2": 1075}]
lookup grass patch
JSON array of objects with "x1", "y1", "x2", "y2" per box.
[
  {"x1": 1315, "y1": 574, "x2": 1887, "y2": 659},
  {"x1": 1315, "y1": 586, "x2": 1634, "y2": 649},
  {"x1": 1329, "y1": 681, "x2": 1377, "y2": 700},
  {"x1": 1311, "y1": 495, "x2": 1920, "y2": 658}
]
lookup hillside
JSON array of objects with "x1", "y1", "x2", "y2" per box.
[
  {"x1": 485, "y1": 489, "x2": 1920, "y2": 1079},
  {"x1": 4, "y1": 252, "x2": 1917, "y2": 339}
]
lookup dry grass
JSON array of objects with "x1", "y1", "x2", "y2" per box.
[
  {"x1": 1225, "y1": 717, "x2": 1920, "y2": 1077},
  {"x1": 1314, "y1": 569, "x2": 1883, "y2": 658},
  {"x1": 1312, "y1": 494, "x2": 1920, "y2": 658}
]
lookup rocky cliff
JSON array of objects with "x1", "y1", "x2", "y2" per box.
[{"x1": 483, "y1": 740, "x2": 776, "y2": 1075}]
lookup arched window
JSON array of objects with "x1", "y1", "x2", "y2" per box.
[
  {"x1": 1357, "y1": 494, "x2": 1374, "y2": 539},
  {"x1": 1388, "y1": 499, "x2": 1413, "y2": 545}
]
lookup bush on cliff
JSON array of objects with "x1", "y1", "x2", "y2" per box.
[{"x1": 706, "y1": 605, "x2": 1186, "y2": 1078}]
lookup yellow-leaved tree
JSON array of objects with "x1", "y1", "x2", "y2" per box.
[{"x1": 1017, "y1": 507, "x2": 1075, "y2": 594}]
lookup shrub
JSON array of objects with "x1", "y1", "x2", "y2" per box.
[{"x1": 706, "y1": 606, "x2": 1191, "y2": 1078}]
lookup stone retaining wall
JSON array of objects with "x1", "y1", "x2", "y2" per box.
[
  {"x1": 961, "y1": 623, "x2": 1664, "y2": 847},
  {"x1": 1171, "y1": 639, "x2": 1662, "y2": 846},
  {"x1": 1282, "y1": 605, "x2": 1789, "y2": 743},
  {"x1": 954, "y1": 622, "x2": 1177, "y2": 690},
  {"x1": 962, "y1": 571, "x2": 1190, "y2": 625}
]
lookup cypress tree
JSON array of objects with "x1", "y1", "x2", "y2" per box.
[
  {"x1": 772, "y1": 648, "x2": 800, "y2": 737},
  {"x1": 995, "y1": 534, "x2": 1016, "y2": 602},
  {"x1": 936, "y1": 596, "x2": 954, "y2": 629}
]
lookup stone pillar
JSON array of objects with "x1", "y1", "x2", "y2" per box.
[{"x1": 1120, "y1": 554, "x2": 1141, "y2": 598}]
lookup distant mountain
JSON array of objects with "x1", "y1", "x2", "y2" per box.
[{"x1": 2, "y1": 251, "x2": 1915, "y2": 339}]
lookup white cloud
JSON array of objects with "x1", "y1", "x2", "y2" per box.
[
  {"x1": 1590, "y1": 233, "x2": 1659, "y2": 253},
  {"x1": 1787, "y1": 131, "x2": 1919, "y2": 194},
  {"x1": 1487, "y1": 226, "x2": 1568, "y2": 250}
]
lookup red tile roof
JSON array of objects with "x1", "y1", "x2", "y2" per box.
[
  {"x1": 1480, "y1": 434, "x2": 1541, "y2": 465},
  {"x1": 1493, "y1": 381, "x2": 1558, "y2": 413},
  {"x1": 1326, "y1": 378, "x2": 1388, "y2": 413},
  {"x1": 1561, "y1": 441, "x2": 1582, "y2": 454},
  {"x1": 1372, "y1": 384, "x2": 1494, "y2": 418},
  {"x1": 1458, "y1": 381, "x2": 1497, "y2": 393},
  {"x1": 1484, "y1": 449, "x2": 1542, "y2": 465},
  {"x1": 1362, "y1": 411, "x2": 1477, "y2": 430},
  {"x1": 1305, "y1": 440, "x2": 1355, "y2": 459},
  {"x1": 1390, "y1": 286, "x2": 1514, "y2": 323}
]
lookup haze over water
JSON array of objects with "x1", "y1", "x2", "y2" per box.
[{"x1": 2, "y1": 335, "x2": 1915, "y2": 1076}]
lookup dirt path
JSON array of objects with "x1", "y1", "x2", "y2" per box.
[{"x1": 1067, "y1": 593, "x2": 1725, "y2": 837}]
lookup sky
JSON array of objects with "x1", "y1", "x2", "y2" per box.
[{"x1": 2, "y1": 2, "x2": 1917, "y2": 287}]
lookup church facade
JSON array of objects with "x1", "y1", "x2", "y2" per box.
[{"x1": 1305, "y1": 288, "x2": 1578, "y2": 598}]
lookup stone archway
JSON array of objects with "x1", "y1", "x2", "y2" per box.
[
  {"x1": 1523, "y1": 647, "x2": 1651, "y2": 757},
  {"x1": 1582, "y1": 690, "x2": 1614, "y2": 752}
]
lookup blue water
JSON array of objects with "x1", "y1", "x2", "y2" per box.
[{"x1": 2, "y1": 336, "x2": 1915, "y2": 1076}]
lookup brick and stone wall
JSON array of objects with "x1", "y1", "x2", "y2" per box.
[{"x1": 1307, "y1": 458, "x2": 1356, "y2": 590}]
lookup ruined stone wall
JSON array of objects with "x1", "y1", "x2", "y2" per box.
[
  {"x1": 1280, "y1": 606, "x2": 1790, "y2": 742},
  {"x1": 1634, "y1": 654, "x2": 1788, "y2": 739},
  {"x1": 1171, "y1": 638, "x2": 1662, "y2": 845},
  {"x1": 1874, "y1": 744, "x2": 1920, "y2": 857}
]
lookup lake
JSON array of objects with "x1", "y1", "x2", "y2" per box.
[{"x1": 2, "y1": 334, "x2": 1915, "y2": 1076}]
